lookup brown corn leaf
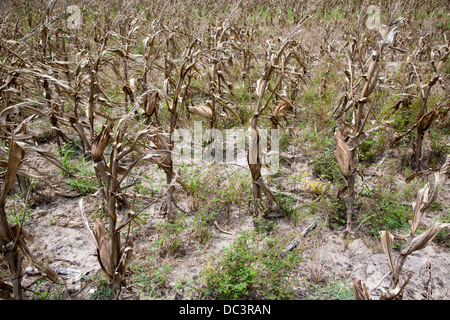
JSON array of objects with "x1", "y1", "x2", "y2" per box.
[
  {"x1": 116, "y1": 115, "x2": 131, "y2": 144},
  {"x1": 380, "y1": 230, "x2": 396, "y2": 277},
  {"x1": 116, "y1": 129, "x2": 150, "y2": 161},
  {"x1": 402, "y1": 222, "x2": 450, "y2": 256},
  {"x1": 272, "y1": 101, "x2": 292, "y2": 119},
  {"x1": 93, "y1": 219, "x2": 116, "y2": 278},
  {"x1": 418, "y1": 108, "x2": 439, "y2": 132},
  {"x1": 421, "y1": 172, "x2": 442, "y2": 212},
  {"x1": 412, "y1": 172, "x2": 442, "y2": 234},
  {"x1": 256, "y1": 177, "x2": 280, "y2": 209},
  {"x1": 411, "y1": 183, "x2": 429, "y2": 235},
  {"x1": 405, "y1": 168, "x2": 439, "y2": 183},
  {"x1": 145, "y1": 92, "x2": 159, "y2": 116},
  {"x1": 188, "y1": 105, "x2": 213, "y2": 119},
  {"x1": 14, "y1": 68, "x2": 72, "y2": 93},
  {"x1": 18, "y1": 238, "x2": 65, "y2": 285},
  {"x1": 22, "y1": 144, "x2": 76, "y2": 178},
  {"x1": 347, "y1": 132, "x2": 369, "y2": 151},
  {"x1": 334, "y1": 130, "x2": 353, "y2": 179},
  {"x1": 69, "y1": 116, "x2": 91, "y2": 149},
  {"x1": 0, "y1": 101, "x2": 47, "y2": 126},
  {"x1": 116, "y1": 149, "x2": 170, "y2": 189},
  {"x1": 91, "y1": 124, "x2": 112, "y2": 162},
  {"x1": 0, "y1": 140, "x2": 25, "y2": 207},
  {"x1": 122, "y1": 85, "x2": 134, "y2": 103}
]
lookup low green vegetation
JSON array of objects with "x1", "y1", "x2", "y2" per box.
[
  {"x1": 58, "y1": 141, "x2": 98, "y2": 195},
  {"x1": 307, "y1": 276, "x2": 354, "y2": 300},
  {"x1": 201, "y1": 229, "x2": 302, "y2": 299}
]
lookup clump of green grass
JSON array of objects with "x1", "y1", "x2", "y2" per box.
[
  {"x1": 130, "y1": 252, "x2": 173, "y2": 299},
  {"x1": 58, "y1": 141, "x2": 97, "y2": 195},
  {"x1": 307, "y1": 276, "x2": 354, "y2": 300},
  {"x1": 5, "y1": 190, "x2": 34, "y2": 227},
  {"x1": 89, "y1": 275, "x2": 115, "y2": 300},
  {"x1": 154, "y1": 213, "x2": 188, "y2": 257},
  {"x1": 359, "y1": 183, "x2": 412, "y2": 235},
  {"x1": 201, "y1": 229, "x2": 302, "y2": 299},
  {"x1": 299, "y1": 125, "x2": 343, "y2": 183}
]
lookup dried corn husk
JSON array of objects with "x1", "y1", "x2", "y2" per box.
[
  {"x1": 417, "y1": 107, "x2": 439, "y2": 132},
  {"x1": 272, "y1": 101, "x2": 292, "y2": 119},
  {"x1": 93, "y1": 218, "x2": 119, "y2": 278},
  {"x1": 91, "y1": 124, "x2": 112, "y2": 162},
  {"x1": 334, "y1": 130, "x2": 354, "y2": 179},
  {"x1": 188, "y1": 104, "x2": 213, "y2": 119},
  {"x1": 145, "y1": 91, "x2": 159, "y2": 116}
]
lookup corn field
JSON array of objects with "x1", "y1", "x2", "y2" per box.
[{"x1": 0, "y1": 0, "x2": 449, "y2": 301}]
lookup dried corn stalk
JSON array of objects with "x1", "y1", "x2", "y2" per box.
[
  {"x1": 0, "y1": 138, "x2": 63, "y2": 299},
  {"x1": 335, "y1": 19, "x2": 403, "y2": 233},
  {"x1": 411, "y1": 48, "x2": 449, "y2": 170},
  {"x1": 354, "y1": 160, "x2": 449, "y2": 300},
  {"x1": 248, "y1": 36, "x2": 298, "y2": 221}
]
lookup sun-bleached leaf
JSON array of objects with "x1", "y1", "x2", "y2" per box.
[
  {"x1": 272, "y1": 101, "x2": 292, "y2": 118},
  {"x1": 412, "y1": 173, "x2": 442, "y2": 235},
  {"x1": 91, "y1": 124, "x2": 112, "y2": 163},
  {"x1": 411, "y1": 183, "x2": 429, "y2": 235},
  {"x1": 0, "y1": 141, "x2": 25, "y2": 207},
  {"x1": 380, "y1": 26, "x2": 398, "y2": 56},
  {"x1": 0, "y1": 101, "x2": 47, "y2": 126},
  {"x1": 380, "y1": 230, "x2": 396, "y2": 277},
  {"x1": 334, "y1": 130, "x2": 354, "y2": 179},
  {"x1": 188, "y1": 104, "x2": 213, "y2": 119},
  {"x1": 402, "y1": 222, "x2": 450, "y2": 256}
]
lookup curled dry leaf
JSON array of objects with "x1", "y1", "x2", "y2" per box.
[
  {"x1": 411, "y1": 183, "x2": 429, "y2": 236},
  {"x1": 188, "y1": 104, "x2": 213, "y2": 119},
  {"x1": 402, "y1": 222, "x2": 450, "y2": 256},
  {"x1": 93, "y1": 218, "x2": 119, "y2": 278},
  {"x1": 334, "y1": 129, "x2": 354, "y2": 179},
  {"x1": 272, "y1": 101, "x2": 292, "y2": 119},
  {"x1": 145, "y1": 91, "x2": 159, "y2": 116},
  {"x1": 91, "y1": 124, "x2": 113, "y2": 162},
  {"x1": 411, "y1": 173, "x2": 441, "y2": 235},
  {"x1": 380, "y1": 230, "x2": 396, "y2": 277},
  {"x1": 0, "y1": 141, "x2": 25, "y2": 207}
]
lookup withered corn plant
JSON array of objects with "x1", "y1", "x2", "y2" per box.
[
  {"x1": 61, "y1": 12, "x2": 180, "y2": 297},
  {"x1": 0, "y1": 134, "x2": 64, "y2": 299},
  {"x1": 80, "y1": 109, "x2": 172, "y2": 298},
  {"x1": 354, "y1": 156, "x2": 449, "y2": 300},
  {"x1": 0, "y1": 0, "x2": 176, "y2": 298},
  {"x1": 247, "y1": 19, "x2": 308, "y2": 222},
  {"x1": 155, "y1": 38, "x2": 201, "y2": 221},
  {"x1": 334, "y1": 19, "x2": 403, "y2": 233},
  {"x1": 407, "y1": 45, "x2": 448, "y2": 171},
  {"x1": 189, "y1": 24, "x2": 242, "y2": 129}
]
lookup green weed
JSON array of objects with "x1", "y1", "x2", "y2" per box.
[{"x1": 201, "y1": 229, "x2": 301, "y2": 299}]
